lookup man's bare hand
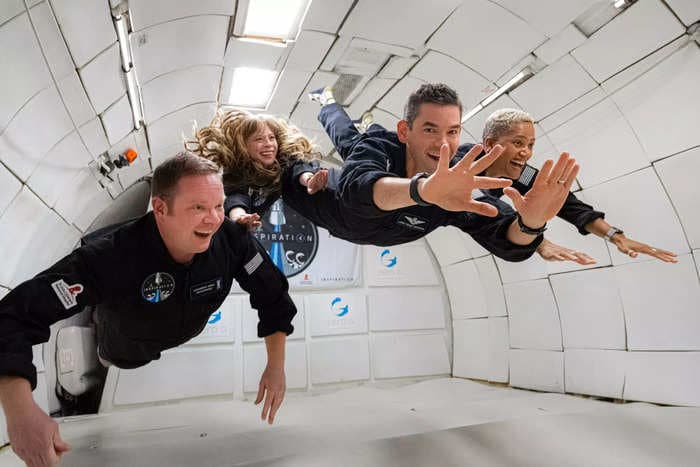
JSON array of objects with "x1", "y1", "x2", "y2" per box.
[{"x1": 420, "y1": 143, "x2": 512, "y2": 216}]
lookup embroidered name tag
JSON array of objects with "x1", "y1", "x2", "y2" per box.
[
  {"x1": 396, "y1": 214, "x2": 428, "y2": 232},
  {"x1": 190, "y1": 277, "x2": 223, "y2": 299}
]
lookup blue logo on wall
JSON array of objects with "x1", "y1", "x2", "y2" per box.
[
  {"x1": 331, "y1": 297, "x2": 349, "y2": 317},
  {"x1": 208, "y1": 311, "x2": 222, "y2": 325},
  {"x1": 380, "y1": 249, "x2": 397, "y2": 268}
]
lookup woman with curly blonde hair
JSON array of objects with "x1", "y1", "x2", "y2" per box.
[{"x1": 188, "y1": 108, "x2": 329, "y2": 230}]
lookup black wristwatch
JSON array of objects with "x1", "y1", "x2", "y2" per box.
[
  {"x1": 409, "y1": 172, "x2": 432, "y2": 207},
  {"x1": 516, "y1": 213, "x2": 547, "y2": 235}
]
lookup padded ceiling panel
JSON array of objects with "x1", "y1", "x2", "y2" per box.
[
  {"x1": 131, "y1": 15, "x2": 228, "y2": 83},
  {"x1": 101, "y1": 95, "x2": 134, "y2": 145},
  {"x1": 147, "y1": 102, "x2": 217, "y2": 165},
  {"x1": 0, "y1": 12, "x2": 52, "y2": 131},
  {"x1": 428, "y1": 0, "x2": 545, "y2": 81},
  {"x1": 266, "y1": 69, "x2": 313, "y2": 117},
  {"x1": 141, "y1": 65, "x2": 221, "y2": 124},
  {"x1": 410, "y1": 51, "x2": 492, "y2": 110},
  {"x1": 491, "y1": 0, "x2": 600, "y2": 37},
  {"x1": 0, "y1": 85, "x2": 72, "y2": 181},
  {"x1": 129, "y1": 0, "x2": 234, "y2": 31},
  {"x1": 571, "y1": 0, "x2": 685, "y2": 83},
  {"x1": 534, "y1": 24, "x2": 586, "y2": 65},
  {"x1": 79, "y1": 43, "x2": 126, "y2": 115},
  {"x1": 29, "y1": 1, "x2": 74, "y2": 80},
  {"x1": 376, "y1": 76, "x2": 425, "y2": 118},
  {"x1": 78, "y1": 117, "x2": 110, "y2": 157},
  {"x1": 664, "y1": 0, "x2": 700, "y2": 26},
  {"x1": 0, "y1": 163, "x2": 21, "y2": 216},
  {"x1": 340, "y1": 0, "x2": 462, "y2": 51},
  {"x1": 346, "y1": 77, "x2": 397, "y2": 117},
  {"x1": 510, "y1": 54, "x2": 597, "y2": 121},
  {"x1": 57, "y1": 72, "x2": 95, "y2": 127},
  {"x1": 302, "y1": 0, "x2": 355, "y2": 34},
  {"x1": 461, "y1": 94, "x2": 520, "y2": 142},
  {"x1": 286, "y1": 30, "x2": 336, "y2": 72},
  {"x1": 50, "y1": 0, "x2": 116, "y2": 68},
  {"x1": 0, "y1": 1, "x2": 24, "y2": 26}
]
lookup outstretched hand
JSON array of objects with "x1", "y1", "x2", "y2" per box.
[
  {"x1": 420, "y1": 143, "x2": 512, "y2": 216},
  {"x1": 537, "y1": 238, "x2": 596, "y2": 265},
  {"x1": 610, "y1": 234, "x2": 678, "y2": 263},
  {"x1": 255, "y1": 366, "x2": 286, "y2": 425},
  {"x1": 234, "y1": 213, "x2": 262, "y2": 231},
  {"x1": 504, "y1": 152, "x2": 579, "y2": 228},
  {"x1": 306, "y1": 169, "x2": 329, "y2": 194}
]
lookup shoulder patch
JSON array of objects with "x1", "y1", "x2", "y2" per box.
[
  {"x1": 244, "y1": 252, "x2": 263, "y2": 275},
  {"x1": 51, "y1": 279, "x2": 84, "y2": 310}
]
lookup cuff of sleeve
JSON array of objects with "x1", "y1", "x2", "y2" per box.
[
  {"x1": 0, "y1": 354, "x2": 38, "y2": 390},
  {"x1": 257, "y1": 322, "x2": 294, "y2": 338},
  {"x1": 577, "y1": 212, "x2": 605, "y2": 235}
]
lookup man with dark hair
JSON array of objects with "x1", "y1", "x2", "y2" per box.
[
  {"x1": 0, "y1": 152, "x2": 296, "y2": 466},
  {"x1": 308, "y1": 86, "x2": 676, "y2": 264},
  {"x1": 286, "y1": 83, "x2": 577, "y2": 260}
]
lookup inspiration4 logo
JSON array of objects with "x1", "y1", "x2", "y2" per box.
[
  {"x1": 330, "y1": 296, "x2": 349, "y2": 317},
  {"x1": 380, "y1": 249, "x2": 397, "y2": 268}
]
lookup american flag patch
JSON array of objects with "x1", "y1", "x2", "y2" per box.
[
  {"x1": 244, "y1": 252, "x2": 263, "y2": 275},
  {"x1": 518, "y1": 165, "x2": 537, "y2": 187}
]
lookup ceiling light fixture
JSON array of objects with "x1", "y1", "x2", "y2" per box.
[
  {"x1": 461, "y1": 68, "x2": 534, "y2": 123},
  {"x1": 227, "y1": 67, "x2": 279, "y2": 109},
  {"x1": 234, "y1": 0, "x2": 312, "y2": 42}
]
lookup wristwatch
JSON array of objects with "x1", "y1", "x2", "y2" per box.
[
  {"x1": 516, "y1": 213, "x2": 547, "y2": 235},
  {"x1": 604, "y1": 226, "x2": 624, "y2": 242},
  {"x1": 409, "y1": 172, "x2": 432, "y2": 207}
]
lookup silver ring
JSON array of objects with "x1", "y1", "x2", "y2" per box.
[{"x1": 557, "y1": 180, "x2": 566, "y2": 184}]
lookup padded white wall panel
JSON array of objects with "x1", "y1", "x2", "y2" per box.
[
  {"x1": 54, "y1": 168, "x2": 107, "y2": 229},
  {"x1": 616, "y1": 254, "x2": 700, "y2": 350},
  {"x1": 505, "y1": 279, "x2": 563, "y2": 351},
  {"x1": 131, "y1": 16, "x2": 228, "y2": 83},
  {"x1": 147, "y1": 103, "x2": 217, "y2": 165},
  {"x1": 606, "y1": 42, "x2": 700, "y2": 161},
  {"x1": 0, "y1": 163, "x2": 21, "y2": 216},
  {"x1": 379, "y1": 56, "x2": 419, "y2": 80},
  {"x1": 242, "y1": 296, "x2": 305, "y2": 342},
  {"x1": 129, "y1": 0, "x2": 235, "y2": 31},
  {"x1": 302, "y1": 0, "x2": 354, "y2": 34},
  {"x1": 581, "y1": 168, "x2": 690, "y2": 265},
  {"x1": 428, "y1": 0, "x2": 545, "y2": 81},
  {"x1": 546, "y1": 98, "x2": 648, "y2": 188},
  {"x1": 0, "y1": 85, "x2": 73, "y2": 181},
  {"x1": 377, "y1": 76, "x2": 425, "y2": 119},
  {"x1": 288, "y1": 71, "x2": 339, "y2": 129},
  {"x1": 550, "y1": 268, "x2": 626, "y2": 350},
  {"x1": 27, "y1": 132, "x2": 92, "y2": 207},
  {"x1": 345, "y1": 78, "x2": 397, "y2": 119},
  {"x1": 340, "y1": 0, "x2": 461, "y2": 51},
  {"x1": 564, "y1": 350, "x2": 625, "y2": 399},
  {"x1": 571, "y1": 0, "x2": 685, "y2": 83},
  {"x1": 656, "y1": 147, "x2": 700, "y2": 249},
  {"x1": 665, "y1": 0, "x2": 700, "y2": 25},
  {"x1": 307, "y1": 293, "x2": 367, "y2": 337},
  {"x1": 141, "y1": 65, "x2": 221, "y2": 124},
  {"x1": 78, "y1": 117, "x2": 110, "y2": 157},
  {"x1": 34, "y1": 372, "x2": 49, "y2": 413},
  {"x1": 410, "y1": 51, "x2": 491, "y2": 110},
  {"x1": 491, "y1": 0, "x2": 599, "y2": 37},
  {"x1": 510, "y1": 55, "x2": 597, "y2": 121},
  {"x1": 0, "y1": 1, "x2": 23, "y2": 26},
  {"x1": 50, "y1": 0, "x2": 116, "y2": 68},
  {"x1": 0, "y1": 187, "x2": 50, "y2": 287},
  {"x1": 538, "y1": 87, "x2": 607, "y2": 134},
  {"x1": 0, "y1": 12, "x2": 52, "y2": 131},
  {"x1": 543, "y1": 217, "x2": 612, "y2": 276},
  {"x1": 79, "y1": 43, "x2": 125, "y2": 115},
  {"x1": 625, "y1": 352, "x2": 700, "y2": 406},
  {"x1": 495, "y1": 255, "x2": 547, "y2": 284},
  {"x1": 443, "y1": 260, "x2": 488, "y2": 319},
  {"x1": 364, "y1": 243, "x2": 440, "y2": 287},
  {"x1": 57, "y1": 72, "x2": 95, "y2": 127},
  {"x1": 372, "y1": 332, "x2": 450, "y2": 379},
  {"x1": 509, "y1": 349, "x2": 564, "y2": 393},
  {"x1": 534, "y1": 25, "x2": 586, "y2": 65},
  {"x1": 426, "y1": 227, "x2": 474, "y2": 267},
  {"x1": 286, "y1": 30, "x2": 335, "y2": 72},
  {"x1": 113, "y1": 347, "x2": 235, "y2": 405},
  {"x1": 310, "y1": 336, "x2": 370, "y2": 384},
  {"x1": 101, "y1": 95, "x2": 134, "y2": 146},
  {"x1": 244, "y1": 341, "x2": 307, "y2": 392},
  {"x1": 266, "y1": 69, "x2": 313, "y2": 117},
  {"x1": 488, "y1": 317, "x2": 509, "y2": 382},
  {"x1": 369, "y1": 288, "x2": 446, "y2": 331},
  {"x1": 476, "y1": 256, "x2": 508, "y2": 318},
  {"x1": 28, "y1": 2, "x2": 73, "y2": 79},
  {"x1": 186, "y1": 295, "x2": 239, "y2": 345},
  {"x1": 453, "y1": 318, "x2": 489, "y2": 380}
]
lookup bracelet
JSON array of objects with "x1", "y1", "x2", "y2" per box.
[
  {"x1": 516, "y1": 213, "x2": 547, "y2": 235},
  {"x1": 409, "y1": 172, "x2": 432, "y2": 207},
  {"x1": 604, "y1": 226, "x2": 624, "y2": 242}
]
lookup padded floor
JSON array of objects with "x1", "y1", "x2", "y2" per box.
[{"x1": 2, "y1": 378, "x2": 699, "y2": 466}]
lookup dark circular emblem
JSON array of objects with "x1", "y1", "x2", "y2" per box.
[
  {"x1": 141, "y1": 272, "x2": 176, "y2": 303},
  {"x1": 253, "y1": 199, "x2": 318, "y2": 277}
]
